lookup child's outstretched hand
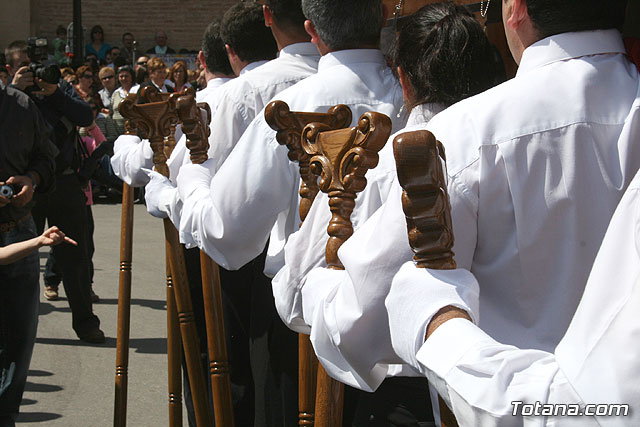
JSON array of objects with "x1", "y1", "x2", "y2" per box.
[{"x1": 39, "y1": 226, "x2": 77, "y2": 247}]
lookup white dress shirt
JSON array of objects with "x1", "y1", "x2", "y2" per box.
[
  {"x1": 294, "y1": 30, "x2": 640, "y2": 392},
  {"x1": 177, "y1": 48, "x2": 405, "y2": 276},
  {"x1": 394, "y1": 168, "x2": 640, "y2": 427},
  {"x1": 272, "y1": 103, "x2": 444, "y2": 334},
  {"x1": 204, "y1": 43, "x2": 320, "y2": 174}
]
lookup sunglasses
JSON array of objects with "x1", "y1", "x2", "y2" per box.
[
  {"x1": 81, "y1": 74, "x2": 93, "y2": 79},
  {"x1": 137, "y1": 61, "x2": 147, "y2": 66},
  {"x1": 101, "y1": 75, "x2": 114, "y2": 80}
]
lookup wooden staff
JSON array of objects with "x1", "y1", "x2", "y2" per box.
[
  {"x1": 119, "y1": 87, "x2": 212, "y2": 426},
  {"x1": 392, "y1": 130, "x2": 458, "y2": 427},
  {"x1": 302, "y1": 112, "x2": 392, "y2": 427},
  {"x1": 175, "y1": 94, "x2": 235, "y2": 426},
  {"x1": 113, "y1": 121, "x2": 136, "y2": 427},
  {"x1": 264, "y1": 100, "x2": 352, "y2": 426}
]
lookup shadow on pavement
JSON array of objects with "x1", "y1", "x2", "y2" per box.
[
  {"x1": 16, "y1": 411, "x2": 62, "y2": 423},
  {"x1": 24, "y1": 381, "x2": 63, "y2": 393},
  {"x1": 89, "y1": 298, "x2": 167, "y2": 311},
  {"x1": 34, "y1": 337, "x2": 167, "y2": 354}
]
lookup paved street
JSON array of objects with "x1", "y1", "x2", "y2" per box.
[{"x1": 17, "y1": 202, "x2": 190, "y2": 426}]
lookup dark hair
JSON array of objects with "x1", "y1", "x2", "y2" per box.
[
  {"x1": 0, "y1": 65, "x2": 8, "y2": 75},
  {"x1": 220, "y1": 2, "x2": 278, "y2": 63},
  {"x1": 301, "y1": 0, "x2": 383, "y2": 50},
  {"x1": 4, "y1": 40, "x2": 28, "y2": 68},
  {"x1": 135, "y1": 65, "x2": 149, "y2": 85},
  {"x1": 265, "y1": 0, "x2": 308, "y2": 37},
  {"x1": 201, "y1": 20, "x2": 234, "y2": 75},
  {"x1": 56, "y1": 25, "x2": 66, "y2": 37},
  {"x1": 526, "y1": 0, "x2": 627, "y2": 39},
  {"x1": 117, "y1": 65, "x2": 135, "y2": 81},
  {"x1": 122, "y1": 32, "x2": 134, "y2": 42},
  {"x1": 169, "y1": 60, "x2": 188, "y2": 85},
  {"x1": 394, "y1": 3, "x2": 497, "y2": 109},
  {"x1": 90, "y1": 25, "x2": 104, "y2": 42}
]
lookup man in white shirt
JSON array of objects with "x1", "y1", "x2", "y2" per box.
[
  {"x1": 383, "y1": 166, "x2": 640, "y2": 427},
  {"x1": 283, "y1": 0, "x2": 640, "y2": 417}
]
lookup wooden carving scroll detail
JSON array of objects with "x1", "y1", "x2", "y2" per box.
[
  {"x1": 175, "y1": 95, "x2": 212, "y2": 165},
  {"x1": 264, "y1": 101, "x2": 352, "y2": 223},
  {"x1": 393, "y1": 130, "x2": 456, "y2": 270},
  {"x1": 302, "y1": 112, "x2": 392, "y2": 269}
]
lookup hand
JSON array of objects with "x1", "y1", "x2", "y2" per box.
[
  {"x1": 11, "y1": 66, "x2": 34, "y2": 91},
  {"x1": 38, "y1": 226, "x2": 77, "y2": 247},
  {"x1": 36, "y1": 78, "x2": 58, "y2": 96},
  {"x1": 176, "y1": 160, "x2": 214, "y2": 201},
  {"x1": 143, "y1": 168, "x2": 174, "y2": 219},
  {"x1": 6, "y1": 175, "x2": 35, "y2": 207}
]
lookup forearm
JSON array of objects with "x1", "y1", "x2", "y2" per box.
[{"x1": 0, "y1": 236, "x2": 43, "y2": 265}]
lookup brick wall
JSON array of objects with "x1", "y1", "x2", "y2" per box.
[{"x1": 30, "y1": 0, "x2": 239, "y2": 54}]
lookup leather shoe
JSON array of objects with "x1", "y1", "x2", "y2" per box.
[{"x1": 77, "y1": 327, "x2": 105, "y2": 344}]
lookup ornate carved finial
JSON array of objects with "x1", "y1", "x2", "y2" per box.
[
  {"x1": 119, "y1": 90, "x2": 180, "y2": 178},
  {"x1": 302, "y1": 112, "x2": 392, "y2": 269},
  {"x1": 393, "y1": 130, "x2": 456, "y2": 270},
  {"x1": 264, "y1": 100, "x2": 352, "y2": 223},
  {"x1": 175, "y1": 95, "x2": 212, "y2": 165}
]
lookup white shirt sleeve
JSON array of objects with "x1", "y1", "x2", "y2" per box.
[
  {"x1": 178, "y1": 116, "x2": 299, "y2": 270},
  {"x1": 111, "y1": 134, "x2": 154, "y2": 187}
]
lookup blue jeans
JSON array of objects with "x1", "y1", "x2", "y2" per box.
[{"x1": 0, "y1": 218, "x2": 39, "y2": 427}]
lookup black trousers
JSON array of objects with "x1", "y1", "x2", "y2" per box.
[{"x1": 32, "y1": 174, "x2": 99, "y2": 335}]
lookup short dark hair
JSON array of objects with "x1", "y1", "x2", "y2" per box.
[
  {"x1": 265, "y1": 0, "x2": 307, "y2": 37},
  {"x1": 301, "y1": 0, "x2": 383, "y2": 50},
  {"x1": 56, "y1": 25, "x2": 66, "y2": 37},
  {"x1": 526, "y1": 0, "x2": 627, "y2": 39},
  {"x1": 394, "y1": 3, "x2": 497, "y2": 108},
  {"x1": 122, "y1": 32, "x2": 134, "y2": 41},
  {"x1": 117, "y1": 65, "x2": 135, "y2": 81},
  {"x1": 202, "y1": 20, "x2": 233, "y2": 75},
  {"x1": 4, "y1": 40, "x2": 28, "y2": 68},
  {"x1": 220, "y1": 2, "x2": 277, "y2": 63}
]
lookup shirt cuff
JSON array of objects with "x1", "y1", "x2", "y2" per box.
[{"x1": 417, "y1": 317, "x2": 491, "y2": 381}]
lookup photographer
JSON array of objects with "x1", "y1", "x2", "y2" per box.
[
  {"x1": 7, "y1": 39, "x2": 105, "y2": 345},
  {"x1": 0, "y1": 83, "x2": 56, "y2": 427}
]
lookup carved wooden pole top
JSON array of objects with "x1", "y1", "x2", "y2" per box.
[
  {"x1": 393, "y1": 130, "x2": 456, "y2": 270},
  {"x1": 303, "y1": 111, "x2": 392, "y2": 269},
  {"x1": 175, "y1": 94, "x2": 212, "y2": 165}
]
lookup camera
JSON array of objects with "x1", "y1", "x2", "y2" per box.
[
  {"x1": 0, "y1": 184, "x2": 20, "y2": 198},
  {"x1": 27, "y1": 37, "x2": 49, "y2": 62},
  {"x1": 28, "y1": 62, "x2": 61, "y2": 85}
]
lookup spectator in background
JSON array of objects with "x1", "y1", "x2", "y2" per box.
[
  {"x1": 0, "y1": 66, "x2": 8, "y2": 89},
  {"x1": 135, "y1": 65, "x2": 149, "y2": 86},
  {"x1": 106, "y1": 46, "x2": 121, "y2": 68},
  {"x1": 74, "y1": 65, "x2": 94, "y2": 101},
  {"x1": 134, "y1": 55, "x2": 149, "y2": 72},
  {"x1": 97, "y1": 66, "x2": 117, "y2": 112},
  {"x1": 146, "y1": 30, "x2": 175, "y2": 55},
  {"x1": 142, "y1": 57, "x2": 173, "y2": 93},
  {"x1": 111, "y1": 65, "x2": 138, "y2": 132},
  {"x1": 3, "y1": 41, "x2": 28, "y2": 78},
  {"x1": 120, "y1": 32, "x2": 137, "y2": 65},
  {"x1": 168, "y1": 60, "x2": 191, "y2": 93},
  {"x1": 52, "y1": 25, "x2": 70, "y2": 66},
  {"x1": 85, "y1": 25, "x2": 111, "y2": 62}
]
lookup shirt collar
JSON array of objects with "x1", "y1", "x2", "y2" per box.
[
  {"x1": 406, "y1": 103, "x2": 446, "y2": 127},
  {"x1": 278, "y1": 42, "x2": 320, "y2": 58},
  {"x1": 318, "y1": 49, "x2": 385, "y2": 72},
  {"x1": 240, "y1": 59, "x2": 269, "y2": 76},
  {"x1": 517, "y1": 29, "x2": 626, "y2": 76}
]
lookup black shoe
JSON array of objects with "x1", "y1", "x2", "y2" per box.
[{"x1": 77, "y1": 327, "x2": 105, "y2": 344}]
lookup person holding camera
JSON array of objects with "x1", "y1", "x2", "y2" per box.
[
  {"x1": 0, "y1": 83, "x2": 56, "y2": 427},
  {"x1": 7, "y1": 39, "x2": 106, "y2": 345}
]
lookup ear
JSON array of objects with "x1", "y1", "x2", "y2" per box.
[
  {"x1": 304, "y1": 20, "x2": 319, "y2": 45},
  {"x1": 197, "y1": 51, "x2": 207, "y2": 70},
  {"x1": 225, "y1": 44, "x2": 237, "y2": 61},
  {"x1": 506, "y1": 0, "x2": 529, "y2": 31},
  {"x1": 263, "y1": 4, "x2": 274, "y2": 27},
  {"x1": 397, "y1": 66, "x2": 414, "y2": 105}
]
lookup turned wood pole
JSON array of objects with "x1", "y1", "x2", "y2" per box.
[
  {"x1": 119, "y1": 88, "x2": 212, "y2": 426},
  {"x1": 393, "y1": 130, "x2": 458, "y2": 427},
  {"x1": 176, "y1": 94, "x2": 235, "y2": 426},
  {"x1": 302, "y1": 113, "x2": 392, "y2": 427},
  {"x1": 265, "y1": 100, "x2": 352, "y2": 426}
]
